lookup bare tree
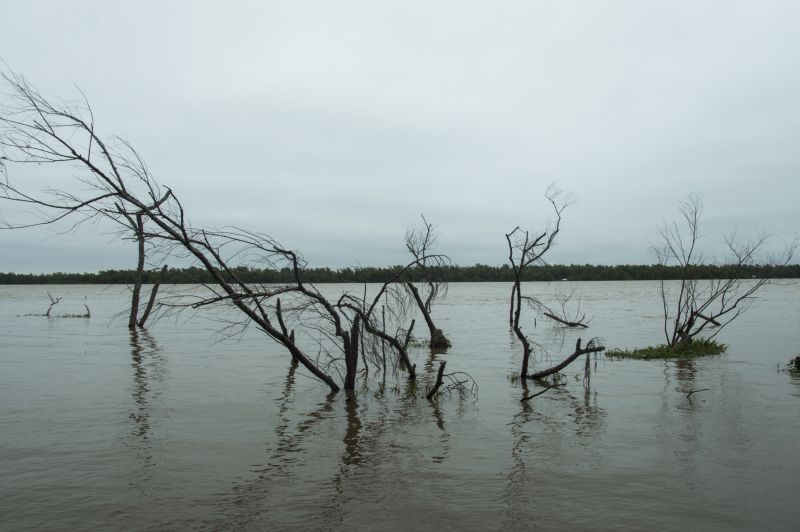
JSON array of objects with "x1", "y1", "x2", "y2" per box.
[
  {"x1": 505, "y1": 188, "x2": 605, "y2": 380},
  {"x1": 654, "y1": 195, "x2": 797, "y2": 347},
  {"x1": 403, "y1": 215, "x2": 450, "y2": 349},
  {"x1": 0, "y1": 72, "x2": 423, "y2": 393},
  {"x1": 506, "y1": 188, "x2": 566, "y2": 378}
]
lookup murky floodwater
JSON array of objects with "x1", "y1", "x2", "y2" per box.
[{"x1": 1, "y1": 281, "x2": 798, "y2": 531}]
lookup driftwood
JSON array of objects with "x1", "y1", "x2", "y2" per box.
[{"x1": 527, "y1": 338, "x2": 605, "y2": 380}]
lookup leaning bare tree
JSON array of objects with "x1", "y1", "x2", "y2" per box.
[
  {"x1": 403, "y1": 215, "x2": 450, "y2": 349},
  {"x1": 506, "y1": 188, "x2": 604, "y2": 381},
  {"x1": 654, "y1": 194, "x2": 797, "y2": 347},
  {"x1": 0, "y1": 71, "x2": 424, "y2": 393}
]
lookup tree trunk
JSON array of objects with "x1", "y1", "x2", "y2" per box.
[
  {"x1": 344, "y1": 315, "x2": 360, "y2": 390},
  {"x1": 426, "y1": 360, "x2": 447, "y2": 400},
  {"x1": 137, "y1": 264, "x2": 167, "y2": 328},
  {"x1": 516, "y1": 325, "x2": 532, "y2": 378},
  {"x1": 128, "y1": 214, "x2": 145, "y2": 329}
]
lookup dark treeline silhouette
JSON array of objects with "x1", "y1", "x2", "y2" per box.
[{"x1": 3, "y1": 263, "x2": 799, "y2": 285}]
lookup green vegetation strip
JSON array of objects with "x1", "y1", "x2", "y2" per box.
[
  {"x1": 606, "y1": 339, "x2": 727, "y2": 360},
  {"x1": 2, "y1": 264, "x2": 799, "y2": 285}
]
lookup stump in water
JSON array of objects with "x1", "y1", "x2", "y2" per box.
[{"x1": 430, "y1": 328, "x2": 451, "y2": 350}]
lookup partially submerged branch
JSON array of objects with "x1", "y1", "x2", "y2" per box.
[
  {"x1": 28, "y1": 293, "x2": 90, "y2": 318},
  {"x1": 542, "y1": 311, "x2": 589, "y2": 328},
  {"x1": 426, "y1": 361, "x2": 447, "y2": 400},
  {"x1": 45, "y1": 292, "x2": 62, "y2": 316},
  {"x1": 527, "y1": 338, "x2": 605, "y2": 380}
]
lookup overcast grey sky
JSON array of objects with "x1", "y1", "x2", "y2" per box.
[{"x1": 1, "y1": 1, "x2": 798, "y2": 273}]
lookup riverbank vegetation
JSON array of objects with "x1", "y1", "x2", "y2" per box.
[{"x1": 2, "y1": 262, "x2": 798, "y2": 285}]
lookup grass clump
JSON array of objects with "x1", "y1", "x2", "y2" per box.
[{"x1": 606, "y1": 338, "x2": 727, "y2": 360}]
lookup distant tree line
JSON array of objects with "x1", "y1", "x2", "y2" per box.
[{"x1": 2, "y1": 263, "x2": 799, "y2": 285}]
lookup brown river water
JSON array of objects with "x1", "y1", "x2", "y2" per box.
[{"x1": 1, "y1": 281, "x2": 799, "y2": 531}]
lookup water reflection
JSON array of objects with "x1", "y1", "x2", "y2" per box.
[
  {"x1": 126, "y1": 328, "x2": 165, "y2": 492},
  {"x1": 211, "y1": 372, "x2": 459, "y2": 530},
  {"x1": 568, "y1": 386, "x2": 605, "y2": 438},
  {"x1": 504, "y1": 379, "x2": 607, "y2": 528},
  {"x1": 656, "y1": 359, "x2": 705, "y2": 487},
  {"x1": 213, "y1": 362, "x2": 337, "y2": 529},
  {"x1": 504, "y1": 381, "x2": 534, "y2": 529},
  {"x1": 342, "y1": 392, "x2": 363, "y2": 466},
  {"x1": 423, "y1": 350, "x2": 452, "y2": 462},
  {"x1": 322, "y1": 392, "x2": 376, "y2": 527},
  {"x1": 785, "y1": 357, "x2": 800, "y2": 399},
  {"x1": 789, "y1": 369, "x2": 800, "y2": 399}
]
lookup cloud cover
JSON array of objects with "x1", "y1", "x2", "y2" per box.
[{"x1": 1, "y1": 1, "x2": 798, "y2": 272}]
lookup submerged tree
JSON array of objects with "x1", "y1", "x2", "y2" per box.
[
  {"x1": 505, "y1": 188, "x2": 604, "y2": 380},
  {"x1": 115, "y1": 207, "x2": 167, "y2": 329},
  {"x1": 654, "y1": 195, "x2": 797, "y2": 347},
  {"x1": 0, "y1": 72, "x2": 429, "y2": 393},
  {"x1": 403, "y1": 215, "x2": 450, "y2": 350}
]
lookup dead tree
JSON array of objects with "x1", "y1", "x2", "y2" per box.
[
  {"x1": 0, "y1": 72, "x2": 426, "y2": 393},
  {"x1": 654, "y1": 195, "x2": 797, "y2": 347},
  {"x1": 336, "y1": 252, "x2": 450, "y2": 382},
  {"x1": 403, "y1": 215, "x2": 450, "y2": 349},
  {"x1": 45, "y1": 292, "x2": 62, "y2": 316},
  {"x1": 505, "y1": 190, "x2": 605, "y2": 381},
  {"x1": 506, "y1": 188, "x2": 566, "y2": 378}
]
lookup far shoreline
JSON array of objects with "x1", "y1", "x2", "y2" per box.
[{"x1": 2, "y1": 263, "x2": 799, "y2": 284}]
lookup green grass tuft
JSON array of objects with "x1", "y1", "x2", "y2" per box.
[{"x1": 606, "y1": 338, "x2": 727, "y2": 360}]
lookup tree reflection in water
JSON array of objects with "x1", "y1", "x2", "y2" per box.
[
  {"x1": 788, "y1": 367, "x2": 800, "y2": 399},
  {"x1": 657, "y1": 358, "x2": 707, "y2": 486},
  {"x1": 126, "y1": 328, "x2": 165, "y2": 493},
  {"x1": 211, "y1": 357, "x2": 456, "y2": 530},
  {"x1": 215, "y1": 360, "x2": 337, "y2": 529},
  {"x1": 504, "y1": 378, "x2": 606, "y2": 529}
]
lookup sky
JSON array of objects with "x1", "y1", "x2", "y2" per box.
[{"x1": 1, "y1": 1, "x2": 798, "y2": 273}]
